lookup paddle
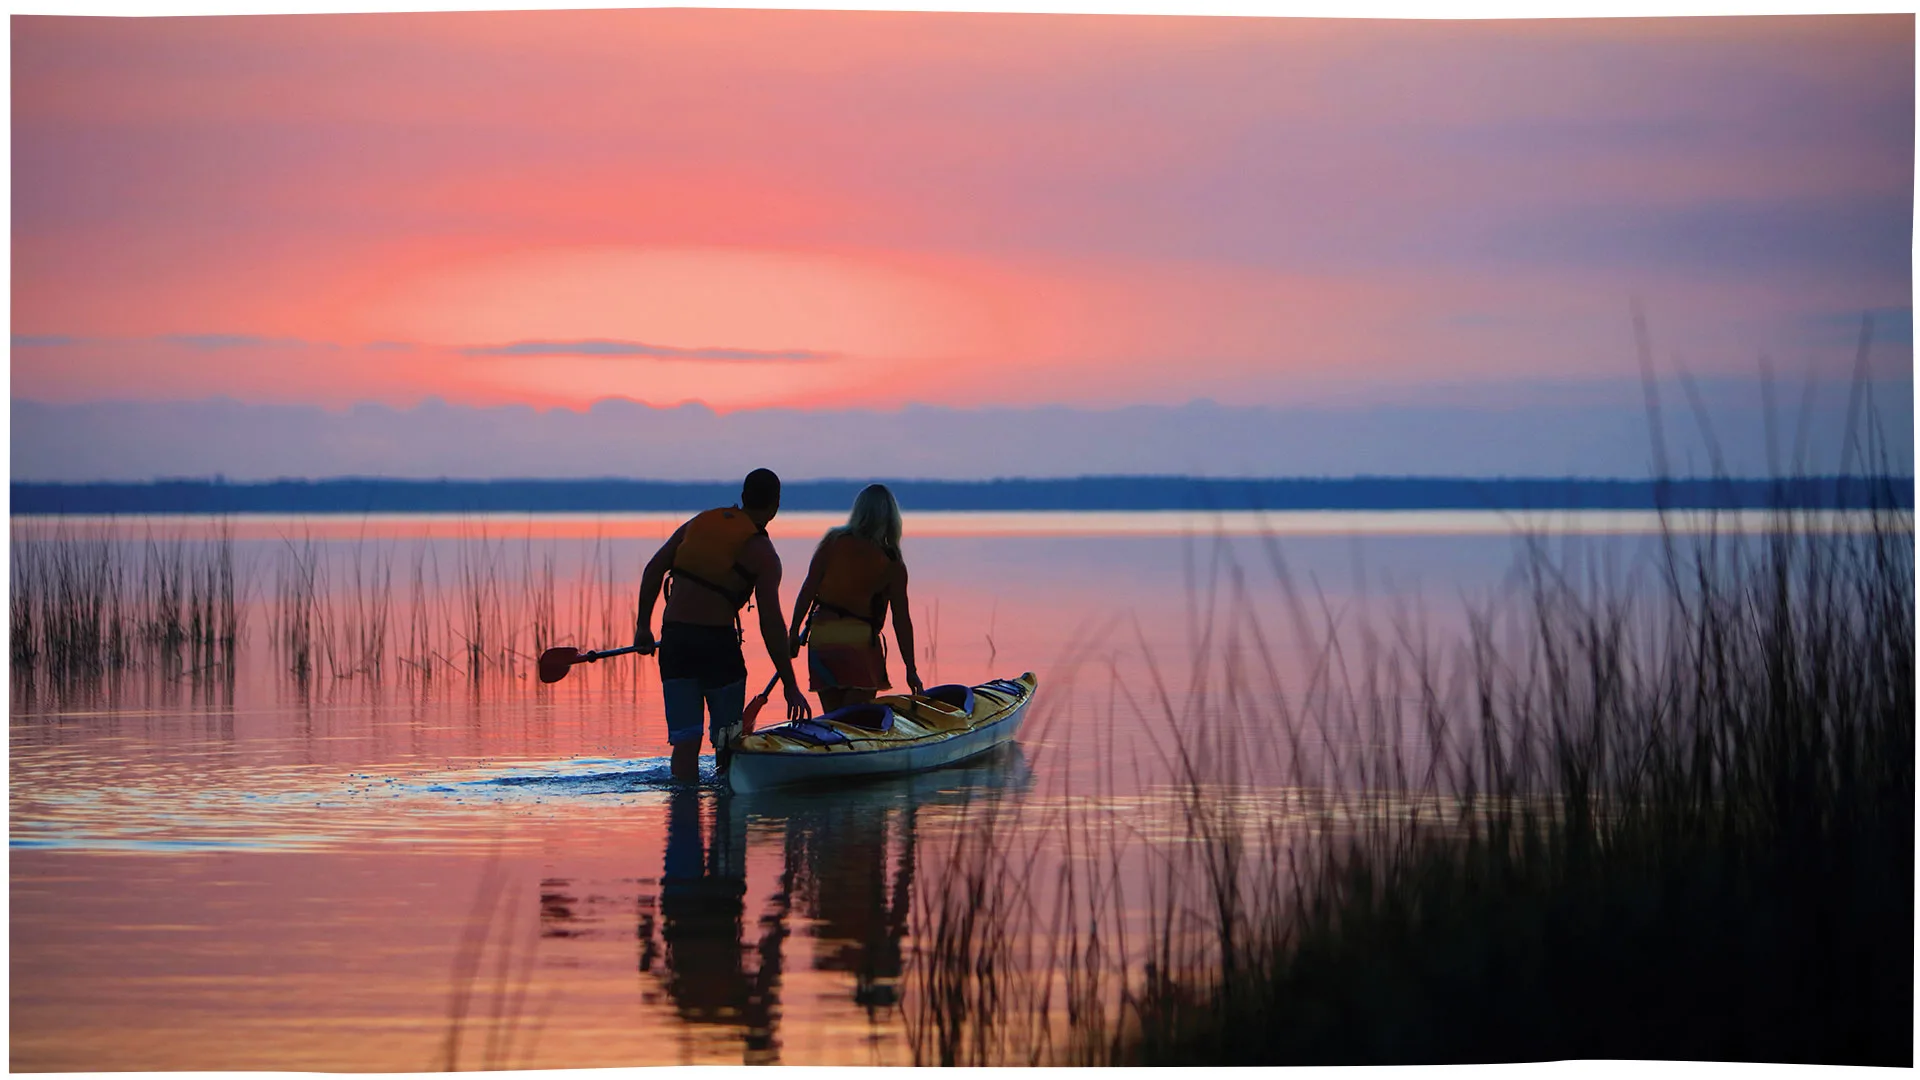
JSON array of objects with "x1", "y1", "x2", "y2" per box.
[
  {"x1": 739, "y1": 673, "x2": 781, "y2": 733},
  {"x1": 537, "y1": 644, "x2": 642, "y2": 684},
  {"x1": 742, "y1": 609, "x2": 820, "y2": 732}
]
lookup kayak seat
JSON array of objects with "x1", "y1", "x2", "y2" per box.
[
  {"x1": 820, "y1": 702, "x2": 895, "y2": 733},
  {"x1": 922, "y1": 684, "x2": 976, "y2": 716},
  {"x1": 776, "y1": 719, "x2": 850, "y2": 746}
]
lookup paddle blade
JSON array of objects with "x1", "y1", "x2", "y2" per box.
[
  {"x1": 538, "y1": 646, "x2": 583, "y2": 684},
  {"x1": 738, "y1": 673, "x2": 782, "y2": 733},
  {"x1": 739, "y1": 691, "x2": 771, "y2": 733}
]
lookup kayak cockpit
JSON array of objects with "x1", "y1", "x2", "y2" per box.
[{"x1": 921, "y1": 683, "x2": 976, "y2": 715}]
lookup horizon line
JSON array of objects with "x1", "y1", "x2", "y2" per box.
[{"x1": 14, "y1": 473, "x2": 1915, "y2": 485}]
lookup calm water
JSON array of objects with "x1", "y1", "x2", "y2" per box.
[{"x1": 7, "y1": 510, "x2": 1807, "y2": 1068}]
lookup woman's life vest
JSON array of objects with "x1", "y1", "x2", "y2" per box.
[
  {"x1": 670, "y1": 508, "x2": 765, "y2": 610},
  {"x1": 812, "y1": 533, "x2": 895, "y2": 643}
]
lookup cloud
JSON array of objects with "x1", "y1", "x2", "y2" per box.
[
  {"x1": 462, "y1": 339, "x2": 836, "y2": 362},
  {"x1": 11, "y1": 335, "x2": 81, "y2": 347},
  {"x1": 11, "y1": 376, "x2": 1910, "y2": 483},
  {"x1": 159, "y1": 334, "x2": 328, "y2": 351},
  {"x1": 1450, "y1": 195, "x2": 1913, "y2": 281}
]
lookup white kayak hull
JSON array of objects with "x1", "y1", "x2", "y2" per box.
[{"x1": 727, "y1": 674, "x2": 1035, "y2": 794}]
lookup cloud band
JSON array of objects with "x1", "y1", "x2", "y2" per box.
[{"x1": 462, "y1": 339, "x2": 835, "y2": 362}]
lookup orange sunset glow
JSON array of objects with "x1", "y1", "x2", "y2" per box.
[{"x1": 14, "y1": 10, "x2": 1911, "y2": 417}]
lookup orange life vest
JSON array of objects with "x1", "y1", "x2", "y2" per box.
[
  {"x1": 812, "y1": 532, "x2": 895, "y2": 640},
  {"x1": 671, "y1": 507, "x2": 765, "y2": 609}
]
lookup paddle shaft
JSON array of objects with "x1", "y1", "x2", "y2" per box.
[
  {"x1": 581, "y1": 645, "x2": 643, "y2": 663},
  {"x1": 742, "y1": 605, "x2": 814, "y2": 725}
]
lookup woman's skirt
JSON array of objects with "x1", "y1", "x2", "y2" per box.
[{"x1": 805, "y1": 616, "x2": 890, "y2": 693}]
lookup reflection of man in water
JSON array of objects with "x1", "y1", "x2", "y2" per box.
[{"x1": 655, "y1": 787, "x2": 785, "y2": 1063}]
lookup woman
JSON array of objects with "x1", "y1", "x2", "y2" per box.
[{"x1": 788, "y1": 484, "x2": 924, "y2": 714}]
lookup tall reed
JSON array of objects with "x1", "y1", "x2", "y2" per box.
[{"x1": 271, "y1": 535, "x2": 320, "y2": 687}]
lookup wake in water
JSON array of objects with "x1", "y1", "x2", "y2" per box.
[{"x1": 386, "y1": 755, "x2": 723, "y2": 802}]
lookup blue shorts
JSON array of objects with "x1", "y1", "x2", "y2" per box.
[
  {"x1": 662, "y1": 676, "x2": 746, "y2": 748},
  {"x1": 658, "y1": 621, "x2": 749, "y2": 748}
]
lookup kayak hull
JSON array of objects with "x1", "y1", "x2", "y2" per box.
[{"x1": 727, "y1": 673, "x2": 1036, "y2": 794}]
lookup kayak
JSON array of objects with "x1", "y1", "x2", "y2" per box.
[
  {"x1": 726, "y1": 672, "x2": 1038, "y2": 794},
  {"x1": 737, "y1": 741, "x2": 1037, "y2": 812}
]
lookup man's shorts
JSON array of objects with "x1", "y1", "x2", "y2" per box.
[{"x1": 658, "y1": 621, "x2": 748, "y2": 747}]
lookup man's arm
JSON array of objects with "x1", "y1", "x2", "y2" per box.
[
  {"x1": 787, "y1": 544, "x2": 827, "y2": 657},
  {"x1": 748, "y1": 540, "x2": 811, "y2": 721},
  {"x1": 632, "y1": 525, "x2": 686, "y2": 653}
]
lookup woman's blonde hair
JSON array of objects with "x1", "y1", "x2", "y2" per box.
[{"x1": 821, "y1": 483, "x2": 903, "y2": 560}]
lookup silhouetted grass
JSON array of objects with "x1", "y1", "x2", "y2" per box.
[
  {"x1": 1139, "y1": 487, "x2": 1909, "y2": 1065},
  {"x1": 11, "y1": 519, "x2": 242, "y2": 696},
  {"x1": 13, "y1": 516, "x2": 652, "y2": 704},
  {"x1": 905, "y1": 471, "x2": 1912, "y2": 1065}
]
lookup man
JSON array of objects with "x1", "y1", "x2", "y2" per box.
[{"x1": 634, "y1": 468, "x2": 811, "y2": 783}]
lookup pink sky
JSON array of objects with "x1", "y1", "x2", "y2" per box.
[{"x1": 10, "y1": 10, "x2": 1914, "y2": 415}]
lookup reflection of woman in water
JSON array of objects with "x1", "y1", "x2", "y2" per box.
[
  {"x1": 790, "y1": 800, "x2": 917, "y2": 1014},
  {"x1": 788, "y1": 484, "x2": 925, "y2": 714},
  {"x1": 655, "y1": 788, "x2": 788, "y2": 1063}
]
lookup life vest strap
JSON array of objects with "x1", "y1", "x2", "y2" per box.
[
  {"x1": 813, "y1": 598, "x2": 883, "y2": 646},
  {"x1": 672, "y1": 564, "x2": 757, "y2": 610}
]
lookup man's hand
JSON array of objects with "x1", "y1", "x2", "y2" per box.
[
  {"x1": 788, "y1": 631, "x2": 805, "y2": 659},
  {"x1": 906, "y1": 669, "x2": 926, "y2": 696},
  {"x1": 784, "y1": 682, "x2": 812, "y2": 723},
  {"x1": 633, "y1": 624, "x2": 656, "y2": 655}
]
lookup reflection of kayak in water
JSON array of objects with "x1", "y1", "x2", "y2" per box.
[
  {"x1": 728, "y1": 673, "x2": 1037, "y2": 794},
  {"x1": 738, "y1": 740, "x2": 1036, "y2": 816}
]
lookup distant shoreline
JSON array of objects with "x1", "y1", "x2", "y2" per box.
[{"x1": 10, "y1": 476, "x2": 1912, "y2": 515}]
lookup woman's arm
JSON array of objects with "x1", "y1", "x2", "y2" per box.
[{"x1": 889, "y1": 560, "x2": 923, "y2": 694}]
